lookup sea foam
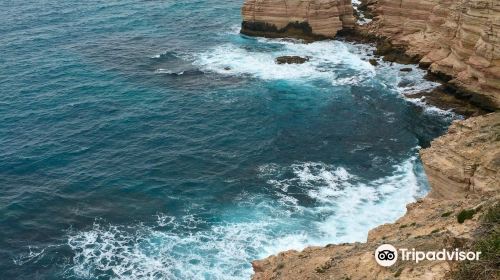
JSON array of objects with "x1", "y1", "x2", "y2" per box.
[
  {"x1": 193, "y1": 40, "x2": 373, "y2": 81},
  {"x1": 47, "y1": 34, "x2": 446, "y2": 280},
  {"x1": 193, "y1": 37, "x2": 459, "y2": 119},
  {"x1": 65, "y1": 156, "x2": 427, "y2": 280}
]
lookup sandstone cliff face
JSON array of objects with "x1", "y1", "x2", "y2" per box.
[
  {"x1": 240, "y1": 0, "x2": 500, "y2": 109},
  {"x1": 363, "y1": 0, "x2": 500, "y2": 110},
  {"x1": 241, "y1": 0, "x2": 356, "y2": 39},
  {"x1": 252, "y1": 195, "x2": 495, "y2": 280},
  {"x1": 241, "y1": 1, "x2": 500, "y2": 278},
  {"x1": 420, "y1": 112, "x2": 500, "y2": 199},
  {"x1": 251, "y1": 113, "x2": 500, "y2": 280}
]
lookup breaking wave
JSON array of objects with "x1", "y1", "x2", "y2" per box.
[
  {"x1": 193, "y1": 37, "x2": 459, "y2": 119},
  {"x1": 65, "y1": 156, "x2": 428, "y2": 279},
  {"x1": 193, "y1": 40, "x2": 373, "y2": 81}
]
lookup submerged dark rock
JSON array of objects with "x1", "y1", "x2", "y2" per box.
[
  {"x1": 368, "y1": 59, "x2": 379, "y2": 66},
  {"x1": 400, "y1": 67, "x2": 413, "y2": 72},
  {"x1": 397, "y1": 80, "x2": 414, "y2": 88},
  {"x1": 276, "y1": 56, "x2": 309, "y2": 65}
]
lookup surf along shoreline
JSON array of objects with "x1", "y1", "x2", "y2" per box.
[{"x1": 239, "y1": 1, "x2": 499, "y2": 279}]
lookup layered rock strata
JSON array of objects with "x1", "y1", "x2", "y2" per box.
[
  {"x1": 241, "y1": 0, "x2": 500, "y2": 110},
  {"x1": 361, "y1": 0, "x2": 500, "y2": 110},
  {"x1": 251, "y1": 112, "x2": 500, "y2": 280},
  {"x1": 420, "y1": 112, "x2": 500, "y2": 198},
  {"x1": 241, "y1": 0, "x2": 356, "y2": 39},
  {"x1": 241, "y1": 1, "x2": 500, "y2": 278}
]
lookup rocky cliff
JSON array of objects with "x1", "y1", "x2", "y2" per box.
[
  {"x1": 241, "y1": 0, "x2": 356, "y2": 39},
  {"x1": 420, "y1": 113, "x2": 500, "y2": 199},
  {"x1": 251, "y1": 113, "x2": 500, "y2": 280},
  {"x1": 361, "y1": 0, "x2": 500, "y2": 110},
  {"x1": 241, "y1": 1, "x2": 500, "y2": 278},
  {"x1": 241, "y1": 0, "x2": 500, "y2": 110}
]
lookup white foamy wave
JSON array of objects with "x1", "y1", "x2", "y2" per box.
[
  {"x1": 392, "y1": 71, "x2": 440, "y2": 95},
  {"x1": 193, "y1": 40, "x2": 374, "y2": 81},
  {"x1": 193, "y1": 37, "x2": 442, "y2": 98},
  {"x1": 331, "y1": 75, "x2": 363, "y2": 86},
  {"x1": 66, "y1": 215, "x2": 310, "y2": 280},
  {"x1": 193, "y1": 43, "x2": 328, "y2": 80},
  {"x1": 13, "y1": 246, "x2": 48, "y2": 266},
  {"x1": 345, "y1": 49, "x2": 441, "y2": 95},
  {"x1": 154, "y1": 68, "x2": 184, "y2": 75},
  {"x1": 350, "y1": 51, "x2": 458, "y2": 117},
  {"x1": 315, "y1": 159, "x2": 424, "y2": 242},
  {"x1": 227, "y1": 24, "x2": 241, "y2": 35},
  {"x1": 151, "y1": 50, "x2": 176, "y2": 59},
  {"x1": 65, "y1": 156, "x2": 428, "y2": 280},
  {"x1": 352, "y1": 0, "x2": 373, "y2": 25},
  {"x1": 260, "y1": 156, "x2": 428, "y2": 243},
  {"x1": 406, "y1": 96, "x2": 462, "y2": 119}
]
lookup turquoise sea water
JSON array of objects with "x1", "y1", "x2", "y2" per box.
[{"x1": 1, "y1": 1, "x2": 459, "y2": 279}]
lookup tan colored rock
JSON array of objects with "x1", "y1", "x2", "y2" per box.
[
  {"x1": 420, "y1": 112, "x2": 500, "y2": 198},
  {"x1": 251, "y1": 113, "x2": 500, "y2": 280},
  {"x1": 362, "y1": 0, "x2": 500, "y2": 109},
  {"x1": 240, "y1": 0, "x2": 500, "y2": 109},
  {"x1": 251, "y1": 193, "x2": 497, "y2": 280},
  {"x1": 241, "y1": 0, "x2": 356, "y2": 39}
]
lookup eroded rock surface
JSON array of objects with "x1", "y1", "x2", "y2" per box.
[
  {"x1": 361, "y1": 0, "x2": 500, "y2": 110},
  {"x1": 251, "y1": 113, "x2": 500, "y2": 280},
  {"x1": 420, "y1": 112, "x2": 500, "y2": 198},
  {"x1": 241, "y1": 0, "x2": 356, "y2": 39}
]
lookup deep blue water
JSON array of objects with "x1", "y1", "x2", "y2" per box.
[{"x1": 1, "y1": 1, "x2": 457, "y2": 279}]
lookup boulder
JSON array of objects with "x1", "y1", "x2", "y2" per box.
[{"x1": 276, "y1": 56, "x2": 309, "y2": 64}]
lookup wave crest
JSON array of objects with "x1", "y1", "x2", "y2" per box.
[{"x1": 64, "y1": 156, "x2": 428, "y2": 279}]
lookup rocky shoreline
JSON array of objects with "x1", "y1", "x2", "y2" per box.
[
  {"x1": 241, "y1": 0, "x2": 500, "y2": 111},
  {"x1": 240, "y1": 0, "x2": 499, "y2": 279},
  {"x1": 251, "y1": 114, "x2": 499, "y2": 280}
]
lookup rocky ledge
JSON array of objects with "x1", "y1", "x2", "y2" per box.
[
  {"x1": 420, "y1": 113, "x2": 500, "y2": 199},
  {"x1": 252, "y1": 113, "x2": 500, "y2": 280},
  {"x1": 241, "y1": 1, "x2": 500, "y2": 278},
  {"x1": 241, "y1": 0, "x2": 500, "y2": 110},
  {"x1": 358, "y1": 0, "x2": 500, "y2": 110},
  {"x1": 241, "y1": 0, "x2": 356, "y2": 40}
]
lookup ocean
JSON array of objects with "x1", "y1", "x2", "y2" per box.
[{"x1": 0, "y1": 0, "x2": 458, "y2": 279}]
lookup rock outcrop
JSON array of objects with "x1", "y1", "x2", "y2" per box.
[
  {"x1": 241, "y1": 0, "x2": 500, "y2": 110},
  {"x1": 251, "y1": 113, "x2": 500, "y2": 280},
  {"x1": 241, "y1": 1, "x2": 500, "y2": 278},
  {"x1": 275, "y1": 55, "x2": 310, "y2": 64},
  {"x1": 252, "y1": 196, "x2": 496, "y2": 280},
  {"x1": 420, "y1": 112, "x2": 500, "y2": 199},
  {"x1": 241, "y1": 0, "x2": 356, "y2": 39},
  {"x1": 361, "y1": 0, "x2": 500, "y2": 110}
]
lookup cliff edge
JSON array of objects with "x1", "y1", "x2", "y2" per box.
[
  {"x1": 241, "y1": 0, "x2": 356, "y2": 39},
  {"x1": 241, "y1": 1, "x2": 500, "y2": 278},
  {"x1": 361, "y1": 0, "x2": 500, "y2": 110},
  {"x1": 241, "y1": 0, "x2": 500, "y2": 110},
  {"x1": 420, "y1": 113, "x2": 500, "y2": 199},
  {"x1": 251, "y1": 113, "x2": 500, "y2": 280}
]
